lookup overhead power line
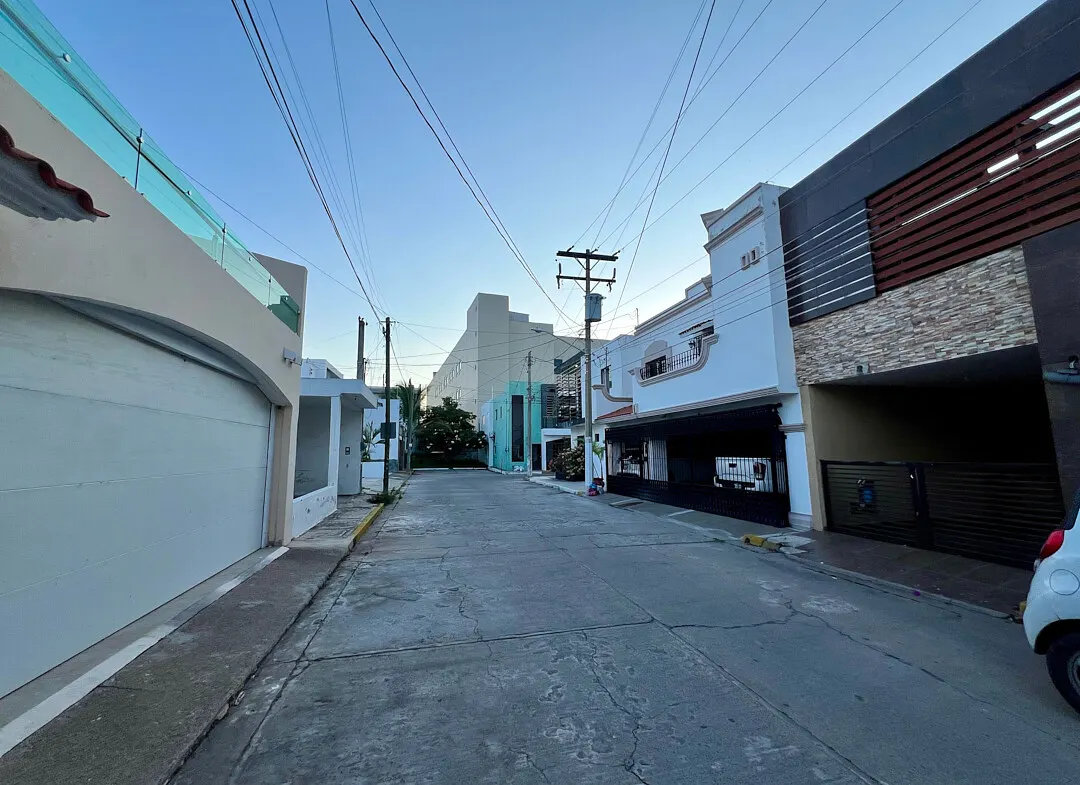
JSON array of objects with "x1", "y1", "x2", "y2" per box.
[
  {"x1": 612, "y1": 0, "x2": 719, "y2": 325},
  {"x1": 345, "y1": 0, "x2": 573, "y2": 325},
  {"x1": 601, "y1": 0, "x2": 986, "y2": 334},
  {"x1": 324, "y1": 0, "x2": 385, "y2": 315},
  {"x1": 575, "y1": 0, "x2": 774, "y2": 248},
  {"x1": 600, "y1": 0, "x2": 909, "y2": 329},
  {"x1": 599, "y1": 0, "x2": 832, "y2": 253},
  {"x1": 586, "y1": 0, "x2": 711, "y2": 249},
  {"x1": 230, "y1": 0, "x2": 384, "y2": 321}
]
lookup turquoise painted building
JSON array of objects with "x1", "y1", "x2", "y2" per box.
[{"x1": 479, "y1": 381, "x2": 544, "y2": 472}]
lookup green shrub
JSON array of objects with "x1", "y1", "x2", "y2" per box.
[{"x1": 554, "y1": 444, "x2": 586, "y2": 481}]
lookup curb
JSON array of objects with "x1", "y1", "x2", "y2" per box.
[
  {"x1": 412, "y1": 467, "x2": 488, "y2": 472},
  {"x1": 785, "y1": 552, "x2": 1013, "y2": 620},
  {"x1": 527, "y1": 476, "x2": 585, "y2": 497},
  {"x1": 741, "y1": 533, "x2": 782, "y2": 552},
  {"x1": 350, "y1": 503, "x2": 385, "y2": 545}
]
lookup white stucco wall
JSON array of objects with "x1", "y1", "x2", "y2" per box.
[
  {"x1": 364, "y1": 399, "x2": 401, "y2": 462},
  {"x1": 338, "y1": 407, "x2": 364, "y2": 496},
  {"x1": 292, "y1": 487, "x2": 337, "y2": 536},
  {"x1": 588, "y1": 185, "x2": 811, "y2": 524}
]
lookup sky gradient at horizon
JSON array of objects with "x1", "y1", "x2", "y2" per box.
[{"x1": 32, "y1": 0, "x2": 1046, "y2": 388}]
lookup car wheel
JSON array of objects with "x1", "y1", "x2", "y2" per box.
[{"x1": 1046, "y1": 631, "x2": 1080, "y2": 715}]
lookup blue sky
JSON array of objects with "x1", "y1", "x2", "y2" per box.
[{"x1": 36, "y1": 0, "x2": 1045, "y2": 385}]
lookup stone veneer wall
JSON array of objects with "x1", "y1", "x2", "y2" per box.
[{"x1": 793, "y1": 247, "x2": 1038, "y2": 385}]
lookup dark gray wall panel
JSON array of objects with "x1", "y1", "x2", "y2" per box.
[{"x1": 780, "y1": 0, "x2": 1080, "y2": 250}]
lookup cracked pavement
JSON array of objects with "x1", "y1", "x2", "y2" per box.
[{"x1": 175, "y1": 472, "x2": 1080, "y2": 785}]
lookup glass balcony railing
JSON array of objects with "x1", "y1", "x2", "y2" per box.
[{"x1": 0, "y1": 0, "x2": 300, "y2": 333}]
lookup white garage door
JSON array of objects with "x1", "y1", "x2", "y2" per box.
[{"x1": 0, "y1": 292, "x2": 272, "y2": 697}]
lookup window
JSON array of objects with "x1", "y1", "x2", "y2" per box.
[
  {"x1": 740, "y1": 246, "x2": 760, "y2": 270},
  {"x1": 643, "y1": 356, "x2": 667, "y2": 379},
  {"x1": 600, "y1": 365, "x2": 611, "y2": 389},
  {"x1": 511, "y1": 395, "x2": 524, "y2": 462}
]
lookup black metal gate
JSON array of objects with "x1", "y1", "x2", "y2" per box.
[
  {"x1": 822, "y1": 461, "x2": 1065, "y2": 567},
  {"x1": 606, "y1": 405, "x2": 791, "y2": 527}
]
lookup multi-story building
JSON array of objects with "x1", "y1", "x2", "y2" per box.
[
  {"x1": 423, "y1": 292, "x2": 593, "y2": 421},
  {"x1": 0, "y1": 3, "x2": 306, "y2": 698},
  {"x1": 781, "y1": 0, "x2": 1080, "y2": 567},
  {"x1": 594, "y1": 184, "x2": 812, "y2": 528},
  {"x1": 479, "y1": 381, "x2": 545, "y2": 472},
  {"x1": 537, "y1": 352, "x2": 585, "y2": 470}
]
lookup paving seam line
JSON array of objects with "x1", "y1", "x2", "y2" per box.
[
  {"x1": 604, "y1": 498, "x2": 1015, "y2": 621},
  {"x1": 165, "y1": 494, "x2": 406, "y2": 783},
  {"x1": 166, "y1": 558, "x2": 353, "y2": 782}
]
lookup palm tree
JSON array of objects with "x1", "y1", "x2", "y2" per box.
[
  {"x1": 394, "y1": 381, "x2": 423, "y2": 471},
  {"x1": 361, "y1": 420, "x2": 382, "y2": 462}
]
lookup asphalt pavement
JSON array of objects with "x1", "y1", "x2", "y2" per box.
[{"x1": 176, "y1": 471, "x2": 1080, "y2": 785}]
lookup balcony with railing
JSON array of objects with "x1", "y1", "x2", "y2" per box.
[
  {"x1": 640, "y1": 343, "x2": 701, "y2": 380},
  {"x1": 0, "y1": 0, "x2": 299, "y2": 332},
  {"x1": 632, "y1": 320, "x2": 718, "y2": 387}
]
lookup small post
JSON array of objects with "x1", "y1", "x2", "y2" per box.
[{"x1": 133, "y1": 128, "x2": 144, "y2": 191}]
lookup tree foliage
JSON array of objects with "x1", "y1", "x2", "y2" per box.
[
  {"x1": 361, "y1": 420, "x2": 383, "y2": 462},
  {"x1": 416, "y1": 397, "x2": 487, "y2": 457},
  {"x1": 393, "y1": 381, "x2": 423, "y2": 470}
]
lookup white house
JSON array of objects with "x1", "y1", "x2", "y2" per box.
[
  {"x1": 591, "y1": 183, "x2": 812, "y2": 529},
  {"x1": 294, "y1": 359, "x2": 378, "y2": 535},
  {"x1": 0, "y1": 7, "x2": 310, "y2": 699}
]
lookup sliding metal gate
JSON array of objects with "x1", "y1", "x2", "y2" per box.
[{"x1": 822, "y1": 461, "x2": 1065, "y2": 567}]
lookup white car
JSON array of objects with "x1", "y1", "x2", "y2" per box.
[{"x1": 1024, "y1": 494, "x2": 1080, "y2": 714}]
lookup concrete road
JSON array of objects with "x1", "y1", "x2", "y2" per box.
[{"x1": 177, "y1": 472, "x2": 1079, "y2": 785}]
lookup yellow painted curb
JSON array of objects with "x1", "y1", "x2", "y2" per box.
[
  {"x1": 351, "y1": 503, "x2": 385, "y2": 545},
  {"x1": 741, "y1": 533, "x2": 781, "y2": 552}
]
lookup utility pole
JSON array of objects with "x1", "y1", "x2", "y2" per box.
[
  {"x1": 383, "y1": 317, "x2": 391, "y2": 496},
  {"x1": 356, "y1": 317, "x2": 366, "y2": 381},
  {"x1": 556, "y1": 248, "x2": 617, "y2": 490},
  {"x1": 526, "y1": 351, "x2": 533, "y2": 474}
]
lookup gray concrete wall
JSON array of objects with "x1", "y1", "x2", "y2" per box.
[
  {"x1": 780, "y1": 0, "x2": 1080, "y2": 236},
  {"x1": 295, "y1": 399, "x2": 331, "y2": 496},
  {"x1": 1022, "y1": 221, "x2": 1080, "y2": 506}
]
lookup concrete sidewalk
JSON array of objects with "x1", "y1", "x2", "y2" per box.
[
  {"x1": 0, "y1": 495, "x2": 388, "y2": 785},
  {"x1": 527, "y1": 473, "x2": 586, "y2": 496},
  {"x1": 529, "y1": 478, "x2": 1028, "y2": 615}
]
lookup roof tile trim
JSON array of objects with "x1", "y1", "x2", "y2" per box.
[{"x1": 0, "y1": 124, "x2": 109, "y2": 217}]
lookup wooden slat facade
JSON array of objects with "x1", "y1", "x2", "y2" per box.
[{"x1": 867, "y1": 76, "x2": 1080, "y2": 291}]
